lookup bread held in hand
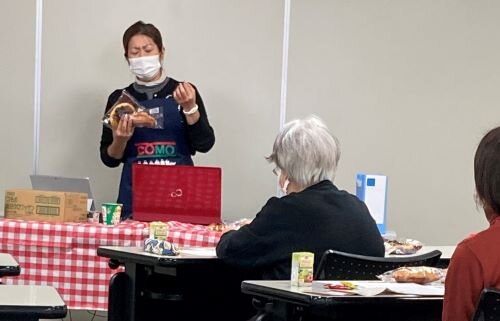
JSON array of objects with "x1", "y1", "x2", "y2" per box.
[
  {"x1": 108, "y1": 102, "x2": 157, "y2": 129},
  {"x1": 109, "y1": 102, "x2": 136, "y2": 129}
]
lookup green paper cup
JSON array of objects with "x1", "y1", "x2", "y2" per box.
[{"x1": 101, "y1": 203, "x2": 122, "y2": 225}]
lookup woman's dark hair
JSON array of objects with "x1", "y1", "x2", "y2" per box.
[
  {"x1": 474, "y1": 126, "x2": 500, "y2": 214},
  {"x1": 122, "y1": 21, "x2": 163, "y2": 57}
]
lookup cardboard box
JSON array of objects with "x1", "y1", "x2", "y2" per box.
[{"x1": 4, "y1": 189, "x2": 88, "y2": 223}]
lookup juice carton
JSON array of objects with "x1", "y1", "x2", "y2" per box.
[
  {"x1": 149, "y1": 221, "x2": 169, "y2": 240},
  {"x1": 291, "y1": 252, "x2": 314, "y2": 287}
]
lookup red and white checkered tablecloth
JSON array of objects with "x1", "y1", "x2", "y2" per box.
[
  {"x1": 167, "y1": 220, "x2": 222, "y2": 247},
  {"x1": 0, "y1": 218, "x2": 223, "y2": 311}
]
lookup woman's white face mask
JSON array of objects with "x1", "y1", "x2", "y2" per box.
[{"x1": 128, "y1": 55, "x2": 161, "y2": 80}]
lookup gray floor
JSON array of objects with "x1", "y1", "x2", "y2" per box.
[{"x1": 42, "y1": 309, "x2": 107, "y2": 321}]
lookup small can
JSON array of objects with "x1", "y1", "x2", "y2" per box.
[
  {"x1": 291, "y1": 252, "x2": 314, "y2": 287},
  {"x1": 101, "y1": 203, "x2": 122, "y2": 225},
  {"x1": 149, "y1": 221, "x2": 169, "y2": 240}
]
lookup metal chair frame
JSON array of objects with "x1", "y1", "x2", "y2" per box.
[{"x1": 314, "y1": 249, "x2": 442, "y2": 280}]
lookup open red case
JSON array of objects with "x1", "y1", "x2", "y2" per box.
[{"x1": 132, "y1": 164, "x2": 222, "y2": 225}]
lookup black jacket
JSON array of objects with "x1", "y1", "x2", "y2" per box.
[{"x1": 216, "y1": 180, "x2": 385, "y2": 280}]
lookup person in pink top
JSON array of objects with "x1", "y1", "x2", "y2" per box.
[{"x1": 443, "y1": 126, "x2": 500, "y2": 321}]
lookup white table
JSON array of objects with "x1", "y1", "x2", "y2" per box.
[
  {"x1": 386, "y1": 245, "x2": 455, "y2": 269},
  {"x1": 0, "y1": 285, "x2": 67, "y2": 320},
  {"x1": 100, "y1": 245, "x2": 217, "y2": 259},
  {"x1": 0, "y1": 252, "x2": 20, "y2": 277},
  {"x1": 242, "y1": 280, "x2": 443, "y2": 321},
  {"x1": 418, "y1": 246, "x2": 455, "y2": 260},
  {"x1": 97, "y1": 246, "x2": 246, "y2": 321}
]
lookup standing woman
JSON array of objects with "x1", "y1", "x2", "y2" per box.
[{"x1": 99, "y1": 21, "x2": 215, "y2": 219}]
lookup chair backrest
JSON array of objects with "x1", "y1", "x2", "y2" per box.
[
  {"x1": 315, "y1": 249, "x2": 442, "y2": 280},
  {"x1": 472, "y1": 288, "x2": 500, "y2": 321}
]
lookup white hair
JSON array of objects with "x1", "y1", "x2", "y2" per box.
[{"x1": 267, "y1": 115, "x2": 341, "y2": 189}]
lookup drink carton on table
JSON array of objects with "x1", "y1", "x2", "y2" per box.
[
  {"x1": 291, "y1": 252, "x2": 314, "y2": 287},
  {"x1": 149, "y1": 221, "x2": 169, "y2": 240}
]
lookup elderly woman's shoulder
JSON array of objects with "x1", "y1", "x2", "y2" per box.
[
  {"x1": 260, "y1": 195, "x2": 300, "y2": 212},
  {"x1": 264, "y1": 189, "x2": 317, "y2": 208},
  {"x1": 263, "y1": 196, "x2": 286, "y2": 206}
]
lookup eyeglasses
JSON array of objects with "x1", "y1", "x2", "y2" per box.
[{"x1": 272, "y1": 167, "x2": 281, "y2": 176}]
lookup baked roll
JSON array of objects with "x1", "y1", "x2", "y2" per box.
[
  {"x1": 131, "y1": 111, "x2": 157, "y2": 128},
  {"x1": 109, "y1": 102, "x2": 136, "y2": 129},
  {"x1": 108, "y1": 103, "x2": 157, "y2": 129},
  {"x1": 392, "y1": 266, "x2": 442, "y2": 284}
]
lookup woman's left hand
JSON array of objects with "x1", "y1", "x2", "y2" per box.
[{"x1": 173, "y1": 82, "x2": 197, "y2": 111}]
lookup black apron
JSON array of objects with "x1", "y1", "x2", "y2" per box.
[{"x1": 117, "y1": 95, "x2": 193, "y2": 219}]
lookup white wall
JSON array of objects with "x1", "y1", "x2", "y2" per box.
[
  {"x1": 287, "y1": 0, "x2": 500, "y2": 243},
  {"x1": 38, "y1": 0, "x2": 284, "y2": 221},
  {"x1": 0, "y1": 1, "x2": 35, "y2": 199}
]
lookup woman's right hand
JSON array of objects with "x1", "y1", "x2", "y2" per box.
[
  {"x1": 107, "y1": 114, "x2": 134, "y2": 160},
  {"x1": 113, "y1": 114, "x2": 135, "y2": 143}
]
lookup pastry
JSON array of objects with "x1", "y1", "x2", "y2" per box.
[
  {"x1": 109, "y1": 102, "x2": 136, "y2": 129},
  {"x1": 207, "y1": 222, "x2": 226, "y2": 232},
  {"x1": 131, "y1": 111, "x2": 157, "y2": 128},
  {"x1": 385, "y1": 239, "x2": 423, "y2": 255},
  {"x1": 392, "y1": 266, "x2": 441, "y2": 284}
]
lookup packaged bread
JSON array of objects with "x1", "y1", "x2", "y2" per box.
[
  {"x1": 131, "y1": 110, "x2": 157, "y2": 128},
  {"x1": 391, "y1": 266, "x2": 443, "y2": 284},
  {"x1": 144, "y1": 238, "x2": 179, "y2": 256},
  {"x1": 384, "y1": 239, "x2": 423, "y2": 255},
  {"x1": 102, "y1": 90, "x2": 163, "y2": 130}
]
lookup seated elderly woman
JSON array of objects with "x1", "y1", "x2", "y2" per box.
[
  {"x1": 442, "y1": 126, "x2": 500, "y2": 321},
  {"x1": 216, "y1": 116, "x2": 384, "y2": 280}
]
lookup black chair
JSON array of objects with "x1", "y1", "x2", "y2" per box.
[
  {"x1": 252, "y1": 298, "x2": 275, "y2": 321},
  {"x1": 315, "y1": 249, "x2": 442, "y2": 280},
  {"x1": 472, "y1": 287, "x2": 500, "y2": 321}
]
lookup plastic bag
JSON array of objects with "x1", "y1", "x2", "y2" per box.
[
  {"x1": 378, "y1": 266, "x2": 445, "y2": 285},
  {"x1": 144, "y1": 238, "x2": 180, "y2": 256},
  {"x1": 102, "y1": 90, "x2": 164, "y2": 129},
  {"x1": 227, "y1": 218, "x2": 252, "y2": 230},
  {"x1": 384, "y1": 238, "x2": 423, "y2": 255}
]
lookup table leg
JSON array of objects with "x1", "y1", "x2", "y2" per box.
[{"x1": 107, "y1": 263, "x2": 138, "y2": 321}]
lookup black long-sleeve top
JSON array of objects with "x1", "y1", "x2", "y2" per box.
[
  {"x1": 216, "y1": 180, "x2": 385, "y2": 280},
  {"x1": 99, "y1": 77, "x2": 215, "y2": 167}
]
